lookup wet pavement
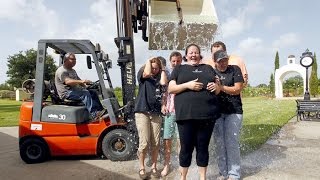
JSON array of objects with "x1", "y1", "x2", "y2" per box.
[
  {"x1": 241, "y1": 118, "x2": 320, "y2": 180},
  {"x1": 1, "y1": 117, "x2": 320, "y2": 180}
]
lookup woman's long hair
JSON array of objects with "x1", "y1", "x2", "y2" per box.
[{"x1": 139, "y1": 57, "x2": 163, "y2": 76}]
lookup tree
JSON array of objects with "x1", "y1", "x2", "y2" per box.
[
  {"x1": 0, "y1": 82, "x2": 13, "y2": 90},
  {"x1": 283, "y1": 76, "x2": 303, "y2": 89},
  {"x1": 269, "y1": 73, "x2": 275, "y2": 95},
  {"x1": 6, "y1": 49, "x2": 57, "y2": 88},
  {"x1": 269, "y1": 51, "x2": 279, "y2": 97},
  {"x1": 256, "y1": 84, "x2": 268, "y2": 88},
  {"x1": 283, "y1": 75, "x2": 303, "y2": 96},
  {"x1": 274, "y1": 51, "x2": 280, "y2": 70},
  {"x1": 310, "y1": 52, "x2": 318, "y2": 97}
]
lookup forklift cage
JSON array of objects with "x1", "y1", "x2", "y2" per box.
[{"x1": 32, "y1": 39, "x2": 119, "y2": 124}]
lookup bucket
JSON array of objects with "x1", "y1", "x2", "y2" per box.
[{"x1": 148, "y1": 0, "x2": 219, "y2": 50}]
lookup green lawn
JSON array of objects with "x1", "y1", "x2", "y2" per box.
[
  {"x1": 240, "y1": 97, "x2": 296, "y2": 153},
  {"x1": 0, "y1": 97, "x2": 296, "y2": 153},
  {"x1": 0, "y1": 99, "x2": 22, "y2": 126}
]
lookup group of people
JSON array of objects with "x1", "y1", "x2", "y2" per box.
[
  {"x1": 134, "y1": 41, "x2": 248, "y2": 180},
  {"x1": 54, "y1": 41, "x2": 248, "y2": 180}
]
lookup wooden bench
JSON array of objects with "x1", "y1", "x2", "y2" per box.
[{"x1": 296, "y1": 99, "x2": 320, "y2": 121}]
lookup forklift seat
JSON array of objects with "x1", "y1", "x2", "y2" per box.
[{"x1": 49, "y1": 80, "x2": 83, "y2": 106}]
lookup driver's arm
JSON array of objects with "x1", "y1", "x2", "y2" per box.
[{"x1": 65, "y1": 78, "x2": 92, "y2": 87}]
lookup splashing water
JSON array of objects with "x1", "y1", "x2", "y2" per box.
[{"x1": 149, "y1": 16, "x2": 218, "y2": 50}]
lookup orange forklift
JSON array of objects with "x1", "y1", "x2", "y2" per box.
[
  {"x1": 18, "y1": 0, "x2": 152, "y2": 164},
  {"x1": 19, "y1": 39, "x2": 137, "y2": 163}
]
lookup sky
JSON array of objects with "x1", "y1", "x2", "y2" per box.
[{"x1": 0, "y1": 0, "x2": 319, "y2": 88}]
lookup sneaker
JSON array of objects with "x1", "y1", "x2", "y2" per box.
[
  {"x1": 99, "y1": 109, "x2": 107, "y2": 116},
  {"x1": 95, "y1": 109, "x2": 107, "y2": 119},
  {"x1": 90, "y1": 109, "x2": 107, "y2": 121},
  {"x1": 89, "y1": 112, "x2": 96, "y2": 120}
]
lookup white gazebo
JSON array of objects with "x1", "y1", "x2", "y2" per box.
[{"x1": 274, "y1": 55, "x2": 308, "y2": 98}]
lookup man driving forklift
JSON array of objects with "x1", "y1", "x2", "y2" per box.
[{"x1": 55, "y1": 52, "x2": 106, "y2": 119}]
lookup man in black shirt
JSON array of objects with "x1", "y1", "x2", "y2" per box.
[{"x1": 213, "y1": 50, "x2": 244, "y2": 180}]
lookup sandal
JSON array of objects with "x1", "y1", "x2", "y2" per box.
[
  {"x1": 150, "y1": 168, "x2": 160, "y2": 178},
  {"x1": 139, "y1": 169, "x2": 148, "y2": 180}
]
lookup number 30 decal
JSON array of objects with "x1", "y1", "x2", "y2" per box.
[{"x1": 58, "y1": 114, "x2": 66, "y2": 120}]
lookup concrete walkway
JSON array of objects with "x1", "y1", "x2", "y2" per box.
[
  {"x1": 241, "y1": 118, "x2": 320, "y2": 180},
  {"x1": 1, "y1": 117, "x2": 320, "y2": 180}
]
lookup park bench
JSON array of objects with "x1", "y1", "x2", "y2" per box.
[{"x1": 296, "y1": 99, "x2": 320, "y2": 121}]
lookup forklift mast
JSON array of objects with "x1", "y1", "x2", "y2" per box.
[{"x1": 115, "y1": 0, "x2": 148, "y2": 121}]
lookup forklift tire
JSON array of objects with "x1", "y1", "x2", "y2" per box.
[
  {"x1": 20, "y1": 138, "x2": 49, "y2": 164},
  {"x1": 102, "y1": 129, "x2": 136, "y2": 161}
]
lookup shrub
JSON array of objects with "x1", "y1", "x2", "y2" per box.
[
  {"x1": 0, "y1": 90, "x2": 15, "y2": 99},
  {"x1": 242, "y1": 87, "x2": 272, "y2": 97}
]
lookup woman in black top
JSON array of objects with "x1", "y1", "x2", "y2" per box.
[
  {"x1": 168, "y1": 44, "x2": 221, "y2": 180},
  {"x1": 134, "y1": 57, "x2": 167, "y2": 179}
]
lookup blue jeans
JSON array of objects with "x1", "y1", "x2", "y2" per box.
[
  {"x1": 66, "y1": 89, "x2": 103, "y2": 117},
  {"x1": 214, "y1": 114, "x2": 243, "y2": 180}
]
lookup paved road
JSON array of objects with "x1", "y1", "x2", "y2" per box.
[
  {"x1": 0, "y1": 127, "x2": 139, "y2": 180},
  {"x1": 1, "y1": 117, "x2": 320, "y2": 180}
]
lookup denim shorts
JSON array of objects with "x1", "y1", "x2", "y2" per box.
[{"x1": 163, "y1": 113, "x2": 179, "y2": 139}]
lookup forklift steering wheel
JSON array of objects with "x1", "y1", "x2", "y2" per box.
[{"x1": 86, "y1": 80, "x2": 100, "y2": 90}]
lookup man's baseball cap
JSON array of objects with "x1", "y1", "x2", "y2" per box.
[{"x1": 213, "y1": 50, "x2": 229, "y2": 62}]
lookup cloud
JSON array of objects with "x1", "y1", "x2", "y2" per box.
[
  {"x1": 0, "y1": 0, "x2": 61, "y2": 37},
  {"x1": 89, "y1": 0, "x2": 113, "y2": 18},
  {"x1": 234, "y1": 37, "x2": 275, "y2": 86},
  {"x1": 0, "y1": 0, "x2": 62, "y2": 53},
  {"x1": 16, "y1": 39, "x2": 38, "y2": 51},
  {"x1": 234, "y1": 33, "x2": 301, "y2": 86},
  {"x1": 67, "y1": 0, "x2": 116, "y2": 49},
  {"x1": 221, "y1": 16, "x2": 247, "y2": 38},
  {"x1": 272, "y1": 33, "x2": 300, "y2": 50},
  {"x1": 244, "y1": 0, "x2": 264, "y2": 14},
  {"x1": 0, "y1": 1, "x2": 25, "y2": 20},
  {"x1": 235, "y1": 37, "x2": 266, "y2": 57},
  {"x1": 264, "y1": 16, "x2": 281, "y2": 28},
  {"x1": 0, "y1": 0, "x2": 63, "y2": 84},
  {"x1": 220, "y1": 0, "x2": 263, "y2": 38}
]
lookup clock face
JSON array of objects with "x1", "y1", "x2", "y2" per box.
[{"x1": 300, "y1": 56, "x2": 313, "y2": 67}]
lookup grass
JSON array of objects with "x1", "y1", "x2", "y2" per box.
[
  {"x1": 240, "y1": 97, "x2": 296, "y2": 153},
  {"x1": 0, "y1": 97, "x2": 296, "y2": 153},
  {"x1": 0, "y1": 99, "x2": 22, "y2": 127}
]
